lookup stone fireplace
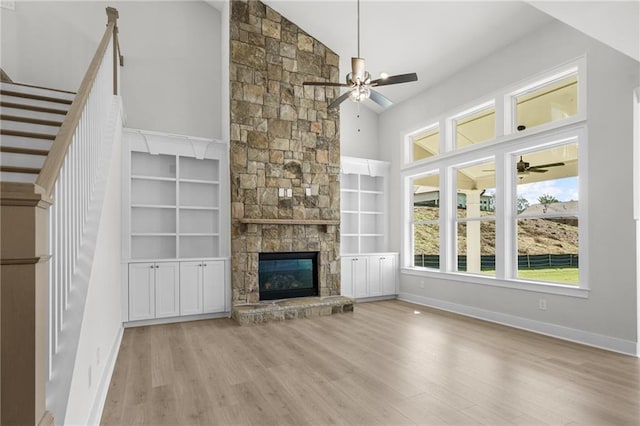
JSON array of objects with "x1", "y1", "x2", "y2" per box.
[{"x1": 229, "y1": 0, "x2": 342, "y2": 306}]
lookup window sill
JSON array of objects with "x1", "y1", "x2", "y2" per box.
[{"x1": 401, "y1": 267, "x2": 590, "y2": 298}]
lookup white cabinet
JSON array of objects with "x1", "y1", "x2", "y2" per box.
[
  {"x1": 129, "y1": 262, "x2": 179, "y2": 321},
  {"x1": 203, "y1": 260, "x2": 226, "y2": 313},
  {"x1": 122, "y1": 129, "x2": 231, "y2": 324},
  {"x1": 341, "y1": 256, "x2": 368, "y2": 298},
  {"x1": 180, "y1": 260, "x2": 227, "y2": 315},
  {"x1": 369, "y1": 255, "x2": 397, "y2": 297},
  {"x1": 340, "y1": 157, "x2": 397, "y2": 301},
  {"x1": 341, "y1": 253, "x2": 398, "y2": 300},
  {"x1": 179, "y1": 261, "x2": 202, "y2": 315}
]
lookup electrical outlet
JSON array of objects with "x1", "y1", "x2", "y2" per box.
[
  {"x1": 278, "y1": 188, "x2": 285, "y2": 197},
  {"x1": 305, "y1": 187, "x2": 312, "y2": 196},
  {"x1": 538, "y1": 298, "x2": 547, "y2": 310},
  {"x1": 286, "y1": 188, "x2": 292, "y2": 198}
]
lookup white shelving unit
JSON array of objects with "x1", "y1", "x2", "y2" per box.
[
  {"x1": 340, "y1": 157, "x2": 389, "y2": 254},
  {"x1": 122, "y1": 129, "x2": 230, "y2": 324},
  {"x1": 340, "y1": 156, "x2": 398, "y2": 300}
]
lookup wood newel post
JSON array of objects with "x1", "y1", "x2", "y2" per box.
[{"x1": 106, "y1": 7, "x2": 119, "y2": 95}]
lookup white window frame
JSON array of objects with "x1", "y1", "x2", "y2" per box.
[{"x1": 401, "y1": 58, "x2": 588, "y2": 298}]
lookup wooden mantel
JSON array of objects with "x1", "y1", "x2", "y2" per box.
[{"x1": 238, "y1": 218, "x2": 340, "y2": 226}]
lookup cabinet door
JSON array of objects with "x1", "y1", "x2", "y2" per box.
[
  {"x1": 203, "y1": 260, "x2": 226, "y2": 313},
  {"x1": 340, "y1": 257, "x2": 355, "y2": 298},
  {"x1": 368, "y1": 256, "x2": 384, "y2": 297},
  {"x1": 380, "y1": 255, "x2": 397, "y2": 296},
  {"x1": 155, "y1": 262, "x2": 180, "y2": 318},
  {"x1": 352, "y1": 257, "x2": 369, "y2": 298},
  {"x1": 129, "y1": 263, "x2": 155, "y2": 321},
  {"x1": 180, "y1": 261, "x2": 203, "y2": 315}
]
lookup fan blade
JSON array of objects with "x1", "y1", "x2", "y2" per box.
[
  {"x1": 369, "y1": 89, "x2": 393, "y2": 108},
  {"x1": 529, "y1": 169, "x2": 548, "y2": 173},
  {"x1": 303, "y1": 81, "x2": 351, "y2": 87},
  {"x1": 328, "y1": 91, "x2": 352, "y2": 109},
  {"x1": 370, "y1": 73, "x2": 418, "y2": 87},
  {"x1": 529, "y1": 162, "x2": 565, "y2": 169}
]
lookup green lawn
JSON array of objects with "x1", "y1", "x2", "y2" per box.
[
  {"x1": 517, "y1": 268, "x2": 579, "y2": 285},
  {"x1": 464, "y1": 268, "x2": 579, "y2": 285}
]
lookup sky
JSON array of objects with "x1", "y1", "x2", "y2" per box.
[{"x1": 517, "y1": 176, "x2": 578, "y2": 204}]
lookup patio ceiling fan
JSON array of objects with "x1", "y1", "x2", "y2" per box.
[
  {"x1": 302, "y1": 0, "x2": 418, "y2": 109},
  {"x1": 516, "y1": 156, "x2": 565, "y2": 174}
]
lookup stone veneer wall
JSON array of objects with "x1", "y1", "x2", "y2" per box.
[{"x1": 229, "y1": 0, "x2": 341, "y2": 305}]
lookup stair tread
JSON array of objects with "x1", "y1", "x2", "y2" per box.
[
  {"x1": 1, "y1": 101, "x2": 68, "y2": 116},
  {"x1": 1, "y1": 114, "x2": 63, "y2": 127},
  {"x1": 0, "y1": 134, "x2": 53, "y2": 151},
  {"x1": 1, "y1": 129, "x2": 57, "y2": 140},
  {"x1": 0, "y1": 146, "x2": 49, "y2": 156},
  {"x1": 1, "y1": 81, "x2": 76, "y2": 96},
  {"x1": 1, "y1": 89, "x2": 73, "y2": 105},
  {"x1": 0, "y1": 165, "x2": 41, "y2": 174}
]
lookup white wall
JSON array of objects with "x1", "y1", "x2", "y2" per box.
[
  {"x1": 1, "y1": 1, "x2": 222, "y2": 139},
  {"x1": 64, "y1": 111, "x2": 123, "y2": 426},
  {"x1": 340, "y1": 101, "x2": 380, "y2": 159},
  {"x1": 379, "y1": 20, "x2": 640, "y2": 352}
]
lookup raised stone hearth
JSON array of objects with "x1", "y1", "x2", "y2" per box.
[{"x1": 231, "y1": 296, "x2": 353, "y2": 326}]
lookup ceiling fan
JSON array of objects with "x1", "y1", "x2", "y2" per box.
[
  {"x1": 516, "y1": 156, "x2": 565, "y2": 174},
  {"x1": 302, "y1": 0, "x2": 418, "y2": 110}
]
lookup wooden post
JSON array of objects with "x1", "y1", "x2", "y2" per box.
[
  {"x1": 1, "y1": 183, "x2": 54, "y2": 426},
  {"x1": 106, "y1": 7, "x2": 119, "y2": 95}
]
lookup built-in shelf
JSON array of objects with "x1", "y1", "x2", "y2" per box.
[
  {"x1": 124, "y1": 131, "x2": 229, "y2": 260},
  {"x1": 340, "y1": 156, "x2": 390, "y2": 254}
]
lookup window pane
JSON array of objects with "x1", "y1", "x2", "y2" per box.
[
  {"x1": 515, "y1": 75, "x2": 577, "y2": 132},
  {"x1": 455, "y1": 106, "x2": 495, "y2": 149},
  {"x1": 515, "y1": 143, "x2": 578, "y2": 215},
  {"x1": 413, "y1": 127, "x2": 439, "y2": 161},
  {"x1": 456, "y1": 160, "x2": 496, "y2": 217},
  {"x1": 413, "y1": 224, "x2": 439, "y2": 269},
  {"x1": 517, "y1": 218, "x2": 579, "y2": 285},
  {"x1": 456, "y1": 220, "x2": 495, "y2": 276},
  {"x1": 413, "y1": 174, "x2": 440, "y2": 220}
]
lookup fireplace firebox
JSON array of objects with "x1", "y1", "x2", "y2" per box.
[{"x1": 258, "y1": 252, "x2": 319, "y2": 301}]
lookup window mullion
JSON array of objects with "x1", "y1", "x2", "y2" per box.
[{"x1": 494, "y1": 151, "x2": 508, "y2": 280}]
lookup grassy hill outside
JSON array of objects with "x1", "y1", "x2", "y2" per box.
[{"x1": 413, "y1": 206, "x2": 579, "y2": 256}]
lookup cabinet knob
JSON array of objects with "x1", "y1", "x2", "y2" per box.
[
  {"x1": 150, "y1": 265, "x2": 154, "y2": 269},
  {"x1": 203, "y1": 263, "x2": 207, "y2": 267},
  {"x1": 380, "y1": 257, "x2": 386, "y2": 260},
  {"x1": 198, "y1": 264, "x2": 202, "y2": 267}
]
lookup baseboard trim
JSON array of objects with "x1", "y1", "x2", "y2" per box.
[
  {"x1": 398, "y1": 293, "x2": 638, "y2": 357},
  {"x1": 87, "y1": 326, "x2": 124, "y2": 426},
  {"x1": 123, "y1": 311, "x2": 230, "y2": 328}
]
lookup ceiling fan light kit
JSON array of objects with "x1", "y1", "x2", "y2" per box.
[{"x1": 302, "y1": 0, "x2": 418, "y2": 109}]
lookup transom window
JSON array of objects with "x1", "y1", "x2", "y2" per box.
[
  {"x1": 410, "y1": 124, "x2": 439, "y2": 162},
  {"x1": 454, "y1": 104, "x2": 496, "y2": 149}
]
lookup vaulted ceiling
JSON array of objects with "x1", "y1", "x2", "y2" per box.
[{"x1": 207, "y1": 1, "x2": 639, "y2": 112}]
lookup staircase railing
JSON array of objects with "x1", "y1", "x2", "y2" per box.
[{"x1": 41, "y1": 7, "x2": 123, "y2": 425}]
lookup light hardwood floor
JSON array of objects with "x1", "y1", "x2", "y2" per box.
[{"x1": 101, "y1": 300, "x2": 640, "y2": 425}]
